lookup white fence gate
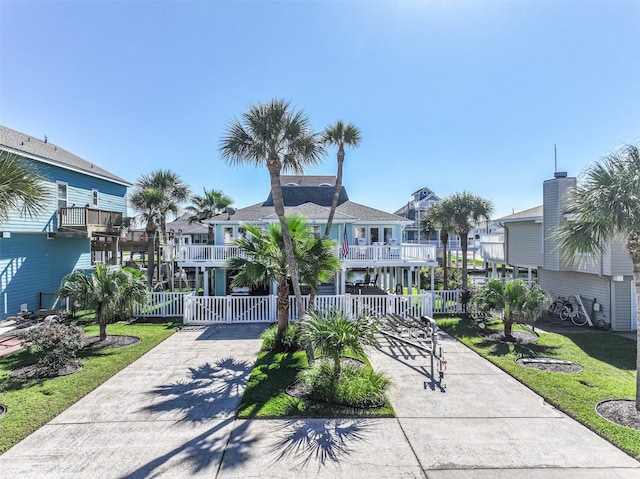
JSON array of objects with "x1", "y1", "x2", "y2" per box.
[
  {"x1": 135, "y1": 290, "x2": 462, "y2": 324},
  {"x1": 183, "y1": 293, "x2": 436, "y2": 325}
]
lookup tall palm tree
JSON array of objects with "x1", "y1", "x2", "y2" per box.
[
  {"x1": 185, "y1": 188, "x2": 233, "y2": 243},
  {"x1": 226, "y1": 216, "x2": 339, "y2": 339},
  {"x1": 57, "y1": 263, "x2": 147, "y2": 340},
  {"x1": 130, "y1": 170, "x2": 191, "y2": 288},
  {"x1": 555, "y1": 144, "x2": 640, "y2": 410},
  {"x1": 421, "y1": 201, "x2": 456, "y2": 290},
  {"x1": 129, "y1": 187, "x2": 163, "y2": 288},
  {"x1": 322, "y1": 121, "x2": 361, "y2": 238},
  {"x1": 0, "y1": 152, "x2": 46, "y2": 223},
  {"x1": 220, "y1": 99, "x2": 325, "y2": 317},
  {"x1": 445, "y1": 192, "x2": 494, "y2": 292},
  {"x1": 134, "y1": 170, "x2": 191, "y2": 243}
]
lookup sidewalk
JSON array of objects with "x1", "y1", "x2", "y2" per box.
[{"x1": 0, "y1": 323, "x2": 638, "y2": 478}]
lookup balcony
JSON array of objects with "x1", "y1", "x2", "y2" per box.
[
  {"x1": 57, "y1": 207, "x2": 123, "y2": 237},
  {"x1": 175, "y1": 243, "x2": 437, "y2": 267}
]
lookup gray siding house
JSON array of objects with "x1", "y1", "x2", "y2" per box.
[{"x1": 484, "y1": 172, "x2": 636, "y2": 332}]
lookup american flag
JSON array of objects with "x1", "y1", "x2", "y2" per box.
[{"x1": 341, "y1": 228, "x2": 349, "y2": 258}]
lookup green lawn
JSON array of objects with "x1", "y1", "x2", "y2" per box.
[
  {"x1": 437, "y1": 317, "x2": 640, "y2": 459},
  {"x1": 237, "y1": 349, "x2": 394, "y2": 418},
  {"x1": 0, "y1": 321, "x2": 176, "y2": 454}
]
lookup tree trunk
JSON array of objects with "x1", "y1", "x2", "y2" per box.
[
  {"x1": 626, "y1": 232, "x2": 640, "y2": 411},
  {"x1": 146, "y1": 226, "x2": 156, "y2": 290},
  {"x1": 99, "y1": 320, "x2": 107, "y2": 340},
  {"x1": 324, "y1": 147, "x2": 344, "y2": 238},
  {"x1": 460, "y1": 228, "x2": 469, "y2": 291},
  {"x1": 504, "y1": 319, "x2": 513, "y2": 337},
  {"x1": 277, "y1": 275, "x2": 289, "y2": 340},
  {"x1": 441, "y1": 231, "x2": 449, "y2": 290}
]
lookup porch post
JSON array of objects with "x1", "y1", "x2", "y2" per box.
[{"x1": 408, "y1": 266, "x2": 414, "y2": 295}]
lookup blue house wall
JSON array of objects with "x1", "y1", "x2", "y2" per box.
[{"x1": 0, "y1": 233, "x2": 90, "y2": 316}]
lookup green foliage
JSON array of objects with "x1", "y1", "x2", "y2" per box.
[
  {"x1": 57, "y1": 264, "x2": 148, "y2": 339},
  {"x1": 422, "y1": 266, "x2": 469, "y2": 290},
  {"x1": 261, "y1": 322, "x2": 302, "y2": 352},
  {"x1": 472, "y1": 279, "x2": 550, "y2": 334},
  {"x1": 0, "y1": 151, "x2": 46, "y2": 223},
  {"x1": 20, "y1": 323, "x2": 85, "y2": 371},
  {"x1": 297, "y1": 358, "x2": 391, "y2": 408},
  {"x1": 300, "y1": 309, "x2": 378, "y2": 376}
]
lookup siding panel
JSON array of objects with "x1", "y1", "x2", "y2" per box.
[{"x1": 506, "y1": 221, "x2": 541, "y2": 268}]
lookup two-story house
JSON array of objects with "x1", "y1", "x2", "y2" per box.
[
  {"x1": 175, "y1": 176, "x2": 438, "y2": 297},
  {"x1": 481, "y1": 172, "x2": 636, "y2": 332},
  {"x1": 0, "y1": 125, "x2": 131, "y2": 318}
]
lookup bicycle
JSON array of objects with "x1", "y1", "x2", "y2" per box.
[
  {"x1": 560, "y1": 295, "x2": 589, "y2": 326},
  {"x1": 547, "y1": 296, "x2": 568, "y2": 317}
]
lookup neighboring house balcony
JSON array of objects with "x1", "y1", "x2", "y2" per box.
[
  {"x1": 56, "y1": 207, "x2": 123, "y2": 238},
  {"x1": 175, "y1": 243, "x2": 437, "y2": 268}
]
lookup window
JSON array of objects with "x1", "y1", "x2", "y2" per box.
[
  {"x1": 57, "y1": 182, "x2": 68, "y2": 209},
  {"x1": 92, "y1": 189, "x2": 99, "y2": 207},
  {"x1": 224, "y1": 227, "x2": 234, "y2": 244}
]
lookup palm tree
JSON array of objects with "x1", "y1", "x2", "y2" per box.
[
  {"x1": 130, "y1": 170, "x2": 191, "y2": 288},
  {"x1": 555, "y1": 144, "x2": 640, "y2": 410},
  {"x1": 185, "y1": 188, "x2": 233, "y2": 243},
  {"x1": 134, "y1": 170, "x2": 191, "y2": 243},
  {"x1": 226, "y1": 216, "x2": 339, "y2": 341},
  {"x1": 129, "y1": 187, "x2": 163, "y2": 288},
  {"x1": 57, "y1": 263, "x2": 147, "y2": 340},
  {"x1": 0, "y1": 152, "x2": 46, "y2": 223},
  {"x1": 421, "y1": 201, "x2": 456, "y2": 290},
  {"x1": 322, "y1": 121, "x2": 361, "y2": 238},
  {"x1": 299, "y1": 235, "x2": 341, "y2": 306},
  {"x1": 444, "y1": 192, "x2": 494, "y2": 292},
  {"x1": 220, "y1": 99, "x2": 325, "y2": 317},
  {"x1": 472, "y1": 279, "x2": 550, "y2": 337}
]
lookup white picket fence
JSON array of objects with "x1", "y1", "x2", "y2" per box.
[{"x1": 135, "y1": 290, "x2": 463, "y2": 324}]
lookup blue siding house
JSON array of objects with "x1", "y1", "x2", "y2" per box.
[{"x1": 0, "y1": 125, "x2": 131, "y2": 318}]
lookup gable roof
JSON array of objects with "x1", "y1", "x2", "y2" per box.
[
  {"x1": 0, "y1": 125, "x2": 131, "y2": 186},
  {"x1": 498, "y1": 205, "x2": 543, "y2": 222}
]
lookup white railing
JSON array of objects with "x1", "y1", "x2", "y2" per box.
[
  {"x1": 339, "y1": 244, "x2": 436, "y2": 262},
  {"x1": 176, "y1": 243, "x2": 436, "y2": 265},
  {"x1": 134, "y1": 291, "x2": 194, "y2": 317}
]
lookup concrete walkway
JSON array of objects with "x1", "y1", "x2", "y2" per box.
[{"x1": 0, "y1": 323, "x2": 639, "y2": 478}]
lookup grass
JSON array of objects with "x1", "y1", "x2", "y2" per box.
[
  {"x1": 237, "y1": 348, "x2": 394, "y2": 418},
  {"x1": 0, "y1": 321, "x2": 176, "y2": 454},
  {"x1": 437, "y1": 317, "x2": 640, "y2": 459}
]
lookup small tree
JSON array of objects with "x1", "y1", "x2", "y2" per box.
[
  {"x1": 300, "y1": 309, "x2": 378, "y2": 377},
  {"x1": 472, "y1": 279, "x2": 550, "y2": 337},
  {"x1": 57, "y1": 264, "x2": 147, "y2": 340}
]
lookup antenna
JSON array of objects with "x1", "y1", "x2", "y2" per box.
[{"x1": 554, "y1": 144, "x2": 557, "y2": 173}]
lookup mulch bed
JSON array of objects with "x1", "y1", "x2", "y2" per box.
[
  {"x1": 82, "y1": 335, "x2": 140, "y2": 349},
  {"x1": 596, "y1": 400, "x2": 640, "y2": 430},
  {"x1": 516, "y1": 356, "x2": 583, "y2": 373},
  {"x1": 10, "y1": 361, "x2": 82, "y2": 379},
  {"x1": 478, "y1": 329, "x2": 539, "y2": 344}
]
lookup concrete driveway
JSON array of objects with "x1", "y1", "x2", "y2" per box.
[{"x1": 0, "y1": 323, "x2": 638, "y2": 478}]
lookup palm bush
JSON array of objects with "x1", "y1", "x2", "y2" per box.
[
  {"x1": 261, "y1": 322, "x2": 302, "y2": 352},
  {"x1": 297, "y1": 358, "x2": 390, "y2": 408},
  {"x1": 300, "y1": 309, "x2": 379, "y2": 377}
]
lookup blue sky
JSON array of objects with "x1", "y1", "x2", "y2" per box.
[{"x1": 1, "y1": 0, "x2": 638, "y2": 219}]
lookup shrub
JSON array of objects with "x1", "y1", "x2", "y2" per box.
[
  {"x1": 297, "y1": 358, "x2": 391, "y2": 408},
  {"x1": 20, "y1": 323, "x2": 85, "y2": 371},
  {"x1": 261, "y1": 322, "x2": 302, "y2": 352}
]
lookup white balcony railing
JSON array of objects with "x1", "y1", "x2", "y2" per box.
[{"x1": 176, "y1": 243, "x2": 436, "y2": 265}]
